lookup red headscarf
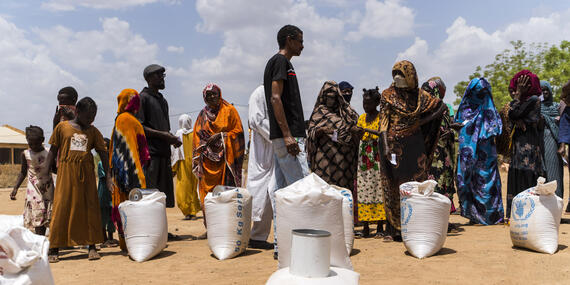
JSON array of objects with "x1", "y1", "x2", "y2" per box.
[{"x1": 509, "y1": 70, "x2": 541, "y2": 101}]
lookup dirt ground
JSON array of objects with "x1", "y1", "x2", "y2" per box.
[{"x1": 2, "y1": 169, "x2": 570, "y2": 285}]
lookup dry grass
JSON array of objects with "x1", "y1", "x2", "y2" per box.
[{"x1": 0, "y1": 164, "x2": 25, "y2": 188}]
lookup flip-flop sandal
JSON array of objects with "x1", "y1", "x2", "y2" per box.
[
  {"x1": 383, "y1": 235, "x2": 394, "y2": 242},
  {"x1": 196, "y1": 232, "x2": 207, "y2": 240},
  {"x1": 88, "y1": 250, "x2": 101, "y2": 261},
  {"x1": 374, "y1": 232, "x2": 387, "y2": 239},
  {"x1": 48, "y1": 255, "x2": 59, "y2": 263}
]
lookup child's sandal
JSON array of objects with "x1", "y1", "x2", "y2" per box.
[{"x1": 48, "y1": 255, "x2": 59, "y2": 263}]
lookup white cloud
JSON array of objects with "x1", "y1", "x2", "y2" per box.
[
  {"x1": 186, "y1": 0, "x2": 347, "y2": 118},
  {"x1": 0, "y1": 16, "x2": 159, "y2": 136},
  {"x1": 396, "y1": 10, "x2": 570, "y2": 104},
  {"x1": 347, "y1": 0, "x2": 414, "y2": 41},
  {"x1": 167, "y1": 45, "x2": 184, "y2": 53},
  {"x1": 41, "y1": 0, "x2": 179, "y2": 11},
  {"x1": 0, "y1": 15, "x2": 80, "y2": 134}
]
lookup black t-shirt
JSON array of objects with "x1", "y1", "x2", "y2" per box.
[
  {"x1": 263, "y1": 53, "x2": 305, "y2": 139},
  {"x1": 137, "y1": 87, "x2": 171, "y2": 157}
]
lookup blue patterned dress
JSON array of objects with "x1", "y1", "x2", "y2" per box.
[{"x1": 455, "y1": 78, "x2": 505, "y2": 225}]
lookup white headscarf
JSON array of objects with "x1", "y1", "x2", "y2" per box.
[
  {"x1": 171, "y1": 114, "x2": 193, "y2": 166},
  {"x1": 177, "y1": 114, "x2": 193, "y2": 135}
]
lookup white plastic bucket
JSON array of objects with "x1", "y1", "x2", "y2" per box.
[{"x1": 289, "y1": 229, "x2": 331, "y2": 278}]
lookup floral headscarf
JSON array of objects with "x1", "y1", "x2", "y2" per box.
[
  {"x1": 117, "y1": 88, "x2": 140, "y2": 114},
  {"x1": 421, "y1": 77, "x2": 447, "y2": 99},
  {"x1": 509, "y1": 70, "x2": 541, "y2": 101},
  {"x1": 202, "y1": 83, "x2": 222, "y2": 121}
]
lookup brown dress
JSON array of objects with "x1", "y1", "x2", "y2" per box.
[{"x1": 49, "y1": 121, "x2": 106, "y2": 248}]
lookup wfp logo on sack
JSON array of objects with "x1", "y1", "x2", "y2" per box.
[
  {"x1": 340, "y1": 189, "x2": 354, "y2": 209},
  {"x1": 512, "y1": 193, "x2": 535, "y2": 221},
  {"x1": 400, "y1": 199, "x2": 413, "y2": 226}
]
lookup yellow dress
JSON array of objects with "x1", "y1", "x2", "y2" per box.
[
  {"x1": 356, "y1": 113, "x2": 386, "y2": 221},
  {"x1": 173, "y1": 132, "x2": 201, "y2": 216}
]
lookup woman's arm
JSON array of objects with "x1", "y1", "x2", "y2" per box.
[{"x1": 419, "y1": 103, "x2": 445, "y2": 126}]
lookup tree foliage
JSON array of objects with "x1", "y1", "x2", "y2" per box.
[{"x1": 453, "y1": 40, "x2": 570, "y2": 108}]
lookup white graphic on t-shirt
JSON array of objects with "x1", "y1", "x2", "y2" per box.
[{"x1": 70, "y1": 133, "x2": 88, "y2": 152}]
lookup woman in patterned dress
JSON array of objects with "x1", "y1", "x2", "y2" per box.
[
  {"x1": 355, "y1": 87, "x2": 386, "y2": 238},
  {"x1": 455, "y1": 77, "x2": 505, "y2": 225},
  {"x1": 307, "y1": 80, "x2": 361, "y2": 191},
  {"x1": 506, "y1": 70, "x2": 546, "y2": 222},
  {"x1": 379, "y1": 61, "x2": 444, "y2": 241}
]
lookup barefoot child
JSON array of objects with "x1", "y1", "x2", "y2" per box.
[
  {"x1": 10, "y1": 126, "x2": 54, "y2": 236},
  {"x1": 43, "y1": 97, "x2": 113, "y2": 263}
]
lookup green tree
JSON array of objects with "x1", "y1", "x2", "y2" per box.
[
  {"x1": 454, "y1": 40, "x2": 549, "y2": 108},
  {"x1": 541, "y1": 40, "x2": 570, "y2": 98}
]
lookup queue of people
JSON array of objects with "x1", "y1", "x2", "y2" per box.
[{"x1": 9, "y1": 23, "x2": 570, "y2": 263}]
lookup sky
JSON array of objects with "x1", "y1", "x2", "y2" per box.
[{"x1": 1, "y1": 0, "x2": 569, "y2": 140}]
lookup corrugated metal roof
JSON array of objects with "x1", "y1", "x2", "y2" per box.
[{"x1": 0, "y1": 125, "x2": 28, "y2": 145}]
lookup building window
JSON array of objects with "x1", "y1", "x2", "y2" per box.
[
  {"x1": 0, "y1": 148, "x2": 10, "y2": 164},
  {"x1": 13, "y1": 148, "x2": 25, "y2": 164}
]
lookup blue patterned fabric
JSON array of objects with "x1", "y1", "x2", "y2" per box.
[{"x1": 455, "y1": 78, "x2": 505, "y2": 225}]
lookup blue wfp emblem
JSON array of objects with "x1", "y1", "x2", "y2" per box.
[
  {"x1": 341, "y1": 189, "x2": 353, "y2": 210},
  {"x1": 512, "y1": 192, "x2": 535, "y2": 221},
  {"x1": 400, "y1": 198, "x2": 413, "y2": 226}
]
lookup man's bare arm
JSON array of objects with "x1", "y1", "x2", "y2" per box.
[{"x1": 271, "y1": 80, "x2": 300, "y2": 156}]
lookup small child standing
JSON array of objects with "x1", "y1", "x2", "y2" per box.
[
  {"x1": 52, "y1": 86, "x2": 78, "y2": 130},
  {"x1": 355, "y1": 87, "x2": 387, "y2": 239},
  {"x1": 43, "y1": 97, "x2": 112, "y2": 263},
  {"x1": 10, "y1": 126, "x2": 54, "y2": 236},
  {"x1": 98, "y1": 138, "x2": 118, "y2": 248}
]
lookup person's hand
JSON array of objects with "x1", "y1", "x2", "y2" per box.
[
  {"x1": 316, "y1": 126, "x2": 333, "y2": 137},
  {"x1": 166, "y1": 132, "x2": 182, "y2": 147},
  {"x1": 10, "y1": 188, "x2": 17, "y2": 200},
  {"x1": 450, "y1": 122, "x2": 463, "y2": 131},
  {"x1": 516, "y1": 75, "x2": 530, "y2": 98},
  {"x1": 106, "y1": 176, "x2": 115, "y2": 195},
  {"x1": 400, "y1": 188, "x2": 411, "y2": 197},
  {"x1": 284, "y1": 136, "x2": 300, "y2": 156},
  {"x1": 558, "y1": 144, "x2": 565, "y2": 157},
  {"x1": 384, "y1": 146, "x2": 392, "y2": 162},
  {"x1": 350, "y1": 126, "x2": 364, "y2": 138},
  {"x1": 206, "y1": 133, "x2": 222, "y2": 145}
]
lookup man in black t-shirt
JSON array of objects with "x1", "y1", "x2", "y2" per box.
[
  {"x1": 260, "y1": 25, "x2": 310, "y2": 258},
  {"x1": 137, "y1": 65, "x2": 182, "y2": 241}
]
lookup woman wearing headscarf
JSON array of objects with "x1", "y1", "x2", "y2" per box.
[
  {"x1": 109, "y1": 88, "x2": 150, "y2": 251},
  {"x1": 379, "y1": 60, "x2": 445, "y2": 241},
  {"x1": 307, "y1": 80, "x2": 361, "y2": 191},
  {"x1": 171, "y1": 114, "x2": 201, "y2": 220},
  {"x1": 506, "y1": 70, "x2": 546, "y2": 222},
  {"x1": 540, "y1": 80, "x2": 564, "y2": 198},
  {"x1": 192, "y1": 83, "x2": 245, "y2": 215},
  {"x1": 422, "y1": 77, "x2": 458, "y2": 213},
  {"x1": 455, "y1": 78, "x2": 504, "y2": 225}
]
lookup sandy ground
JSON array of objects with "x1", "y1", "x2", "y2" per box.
[{"x1": 3, "y1": 170, "x2": 570, "y2": 285}]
